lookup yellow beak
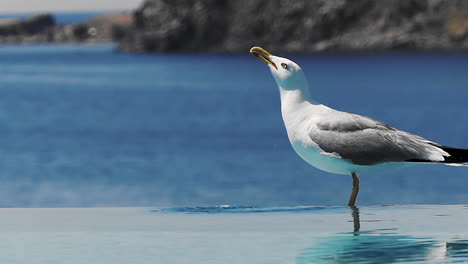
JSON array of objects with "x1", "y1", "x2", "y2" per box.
[{"x1": 250, "y1": 47, "x2": 278, "y2": 70}]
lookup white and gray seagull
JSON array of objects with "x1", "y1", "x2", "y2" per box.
[{"x1": 250, "y1": 46, "x2": 468, "y2": 206}]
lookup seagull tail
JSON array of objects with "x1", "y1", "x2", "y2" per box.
[
  {"x1": 406, "y1": 145, "x2": 468, "y2": 166},
  {"x1": 439, "y1": 146, "x2": 468, "y2": 165}
]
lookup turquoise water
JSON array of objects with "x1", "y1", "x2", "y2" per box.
[
  {"x1": 0, "y1": 206, "x2": 466, "y2": 263},
  {"x1": 0, "y1": 44, "x2": 467, "y2": 207}
]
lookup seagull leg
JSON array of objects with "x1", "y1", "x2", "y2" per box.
[{"x1": 347, "y1": 172, "x2": 360, "y2": 207}]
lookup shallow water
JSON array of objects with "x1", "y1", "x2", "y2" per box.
[
  {"x1": 0, "y1": 45, "x2": 467, "y2": 207},
  {"x1": 0, "y1": 206, "x2": 467, "y2": 263}
]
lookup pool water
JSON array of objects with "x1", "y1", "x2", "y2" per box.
[{"x1": 0, "y1": 206, "x2": 466, "y2": 263}]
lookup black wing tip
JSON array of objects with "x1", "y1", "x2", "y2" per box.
[
  {"x1": 406, "y1": 145, "x2": 468, "y2": 164},
  {"x1": 440, "y1": 146, "x2": 468, "y2": 163}
]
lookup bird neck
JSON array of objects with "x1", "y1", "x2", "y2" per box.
[
  {"x1": 278, "y1": 83, "x2": 317, "y2": 112},
  {"x1": 278, "y1": 84, "x2": 318, "y2": 143}
]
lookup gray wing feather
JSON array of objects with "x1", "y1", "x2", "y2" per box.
[{"x1": 311, "y1": 112, "x2": 445, "y2": 165}]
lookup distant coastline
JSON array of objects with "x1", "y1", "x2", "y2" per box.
[
  {"x1": 1, "y1": 0, "x2": 468, "y2": 53},
  {"x1": 0, "y1": 11, "x2": 107, "y2": 24},
  {"x1": 0, "y1": 11, "x2": 131, "y2": 45}
]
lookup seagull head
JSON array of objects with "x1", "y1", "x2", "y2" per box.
[{"x1": 250, "y1": 46, "x2": 308, "y2": 91}]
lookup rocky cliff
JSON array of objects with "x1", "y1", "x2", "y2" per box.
[{"x1": 118, "y1": 0, "x2": 468, "y2": 53}]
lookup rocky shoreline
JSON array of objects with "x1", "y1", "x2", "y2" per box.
[
  {"x1": 118, "y1": 0, "x2": 468, "y2": 53},
  {"x1": 1, "y1": 0, "x2": 468, "y2": 53},
  {"x1": 0, "y1": 13, "x2": 131, "y2": 45}
]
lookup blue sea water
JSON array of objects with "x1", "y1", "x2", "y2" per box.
[{"x1": 0, "y1": 44, "x2": 467, "y2": 207}]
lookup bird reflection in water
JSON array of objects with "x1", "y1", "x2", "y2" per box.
[
  {"x1": 350, "y1": 206, "x2": 360, "y2": 233},
  {"x1": 297, "y1": 206, "x2": 468, "y2": 264}
]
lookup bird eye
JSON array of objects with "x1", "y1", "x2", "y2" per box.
[{"x1": 281, "y1": 63, "x2": 288, "y2": 69}]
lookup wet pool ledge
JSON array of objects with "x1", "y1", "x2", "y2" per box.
[{"x1": 0, "y1": 205, "x2": 466, "y2": 263}]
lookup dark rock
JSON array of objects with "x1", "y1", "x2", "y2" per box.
[
  {"x1": 72, "y1": 24, "x2": 89, "y2": 41},
  {"x1": 22, "y1": 14, "x2": 55, "y2": 35},
  {"x1": 119, "y1": 0, "x2": 230, "y2": 52},
  {"x1": 0, "y1": 14, "x2": 54, "y2": 38},
  {"x1": 117, "y1": 0, "x2": 468, "y2": 53},
  {"x1": 111, "y1": 24, "x2": 130, "y2": 41}
]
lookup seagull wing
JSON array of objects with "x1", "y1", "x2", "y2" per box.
[{"x1": 309, "y1": 110, "x2": 448, "y2": 165}]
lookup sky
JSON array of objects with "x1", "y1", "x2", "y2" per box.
[{"x1": 0, "y1": 0, "x2": 144, "y2": 13}]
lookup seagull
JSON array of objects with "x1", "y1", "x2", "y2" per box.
[{"x1": 250, "y1": 46, "x2": 468, "y2": 206}]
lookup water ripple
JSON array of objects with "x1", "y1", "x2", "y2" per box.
[{"x1": 154, "y1": 205, "x2": 343, "y2": 214}]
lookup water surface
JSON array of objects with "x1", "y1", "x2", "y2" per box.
[
  {"x1": 0, "y1": 206, "x2": 466, "y2": 263},
  {"x1": 0, "y1": 45, "x2": 467, "y2": 206}
]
